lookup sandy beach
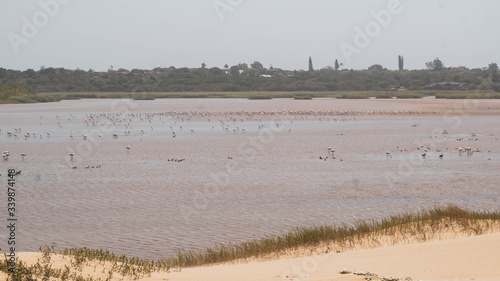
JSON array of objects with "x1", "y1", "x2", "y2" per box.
[
  {"x1": 163, "y1": 232, "x2": 500, "y2": 281},
  {"x1": 3, "y1": 231, "x2": 500, "y2": 281},
  {"x1": 1, "y1": 98, "x2": 499, "y2": 280}
]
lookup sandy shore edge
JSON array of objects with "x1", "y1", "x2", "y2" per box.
[{"x1": 3, "y1": 231, "x2": 500, "y2": 281}]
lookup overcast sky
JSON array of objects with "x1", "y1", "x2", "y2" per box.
[{"x1": 1, "y1": 0, "x2": 499, "y2": 71}]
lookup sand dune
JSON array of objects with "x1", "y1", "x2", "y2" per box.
[
  {"x1": 159, "y1": 232, "x2": 500, "y2": 281},
  {"x1": 4, "y1": 232, "x2": 499, "y2": 281}
]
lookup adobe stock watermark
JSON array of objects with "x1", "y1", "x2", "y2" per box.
[
  {"x1": 279, "y1": 253, "x2": 331, "y2": 281},
  {"x1": 7, "y1": 0, "x2": 71, "y2": 54},
  {"x1": 340, "y1": 0, "x2": 403, "y2": 63},
  {"x1": 213, "y1": 0, "x2": 243, "y2": 21}
]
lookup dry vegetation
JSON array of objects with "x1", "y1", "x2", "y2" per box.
[
  {"x1": 2, "y1": 206, "x2": 499, "y2": 280},
  {"x1": 172, "y1": 205, "x2": 500, "y2": 267}
]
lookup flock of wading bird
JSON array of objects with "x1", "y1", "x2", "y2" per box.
[
  {"x1": 320, "y1": 129, "x2": 490, "y2": 161},
  {"x1": 0, "y1": 109, "x2": 493, "y2": 169}
]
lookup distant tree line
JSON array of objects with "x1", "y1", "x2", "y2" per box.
[{"x1": 0, "y1": 59, "x2": 499, "y2": 96}]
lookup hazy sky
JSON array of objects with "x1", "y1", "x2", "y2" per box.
[{"x1": 1, "y1": 0, "x2": 499, "y2": 71}]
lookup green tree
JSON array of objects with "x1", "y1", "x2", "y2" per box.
[
  {"x1": 209, "y1": 67, "x2": 223, "y2": 75},
  {"x1": 237, "y1": 63, "x2": 249, "y2": 70},
  {"x1": 334, "y1": 59, "x2": 339, "y2": 70},
  {"x1": 245, "y1": 68, "x2": 260, "y2": 77},
  {"x1": 23, "y1": 69, "x2": 37, "y2": 78},
  {"x1": 201, "y1": 63, "x2": 207, "y2": 69},
  {"x1": 368, "y1": 64, "x2": 384, "y2": 71},
  {"x1": 426, "y1": 57, "x2": 444, "y2": 70},
  {"x1": 308, "y1": 56, "x2": 314, "y2": 72},
  {"x1": 398, "y1": 55, "x2": 404, "y2": 71},
  {"x1": 489, "y1": 63, "x2": 499, "y2": 82},
  {"x1": 229, "y1": 65, "x2": 240, "y2": 75},
  {"x1": 250, "y1": 61, "x2": 263, "y2": 69},
  {"x1": 488, "y1": 62, "x2": 499, "y2": 72}
]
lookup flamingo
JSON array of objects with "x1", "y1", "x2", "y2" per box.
[
  {"x1": 328, "y1": 148, "x2": 335, "y2": 158},
  {"x1": 21, "y1": 153, "x2": 26, "y2": 160},
  {"x1": 126, "y1": 146, "x2": 131, "y2": 152},
  {"x1": 69, "y1": 153, "x2": 75, "y2": 161}
]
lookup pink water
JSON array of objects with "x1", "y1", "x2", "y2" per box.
[{"x1": 0, "y1": 98, "x2": 499, "y2": 260}]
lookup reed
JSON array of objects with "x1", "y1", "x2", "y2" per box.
[
  {"x1": 171, "y1": 205, "x2": 500, "y2": 267},
  {"x1": 337, "y1": 92, "x2": 370, "y2": 99},
  {"x1": 293, "y1": 94, "x2": 313, "y2": 100}
]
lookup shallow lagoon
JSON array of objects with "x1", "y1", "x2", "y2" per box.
[{"x1": 0, "y1": 98, "x2": 499, "y2": 259}]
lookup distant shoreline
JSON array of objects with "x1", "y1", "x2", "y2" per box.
[
  {"x1": 3, "y1": 95, "x2": 500, "y2": 117},
  {"x1": 2, "y1": 90, "x2": 500, "y2": 104}
]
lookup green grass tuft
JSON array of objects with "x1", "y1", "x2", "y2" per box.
[
  {"x1": 170, "y1": 205, "x2": 500, "y2": 267},
  {"x1": 1, "y1": 205, "x2": 498, "y2": 280}
]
